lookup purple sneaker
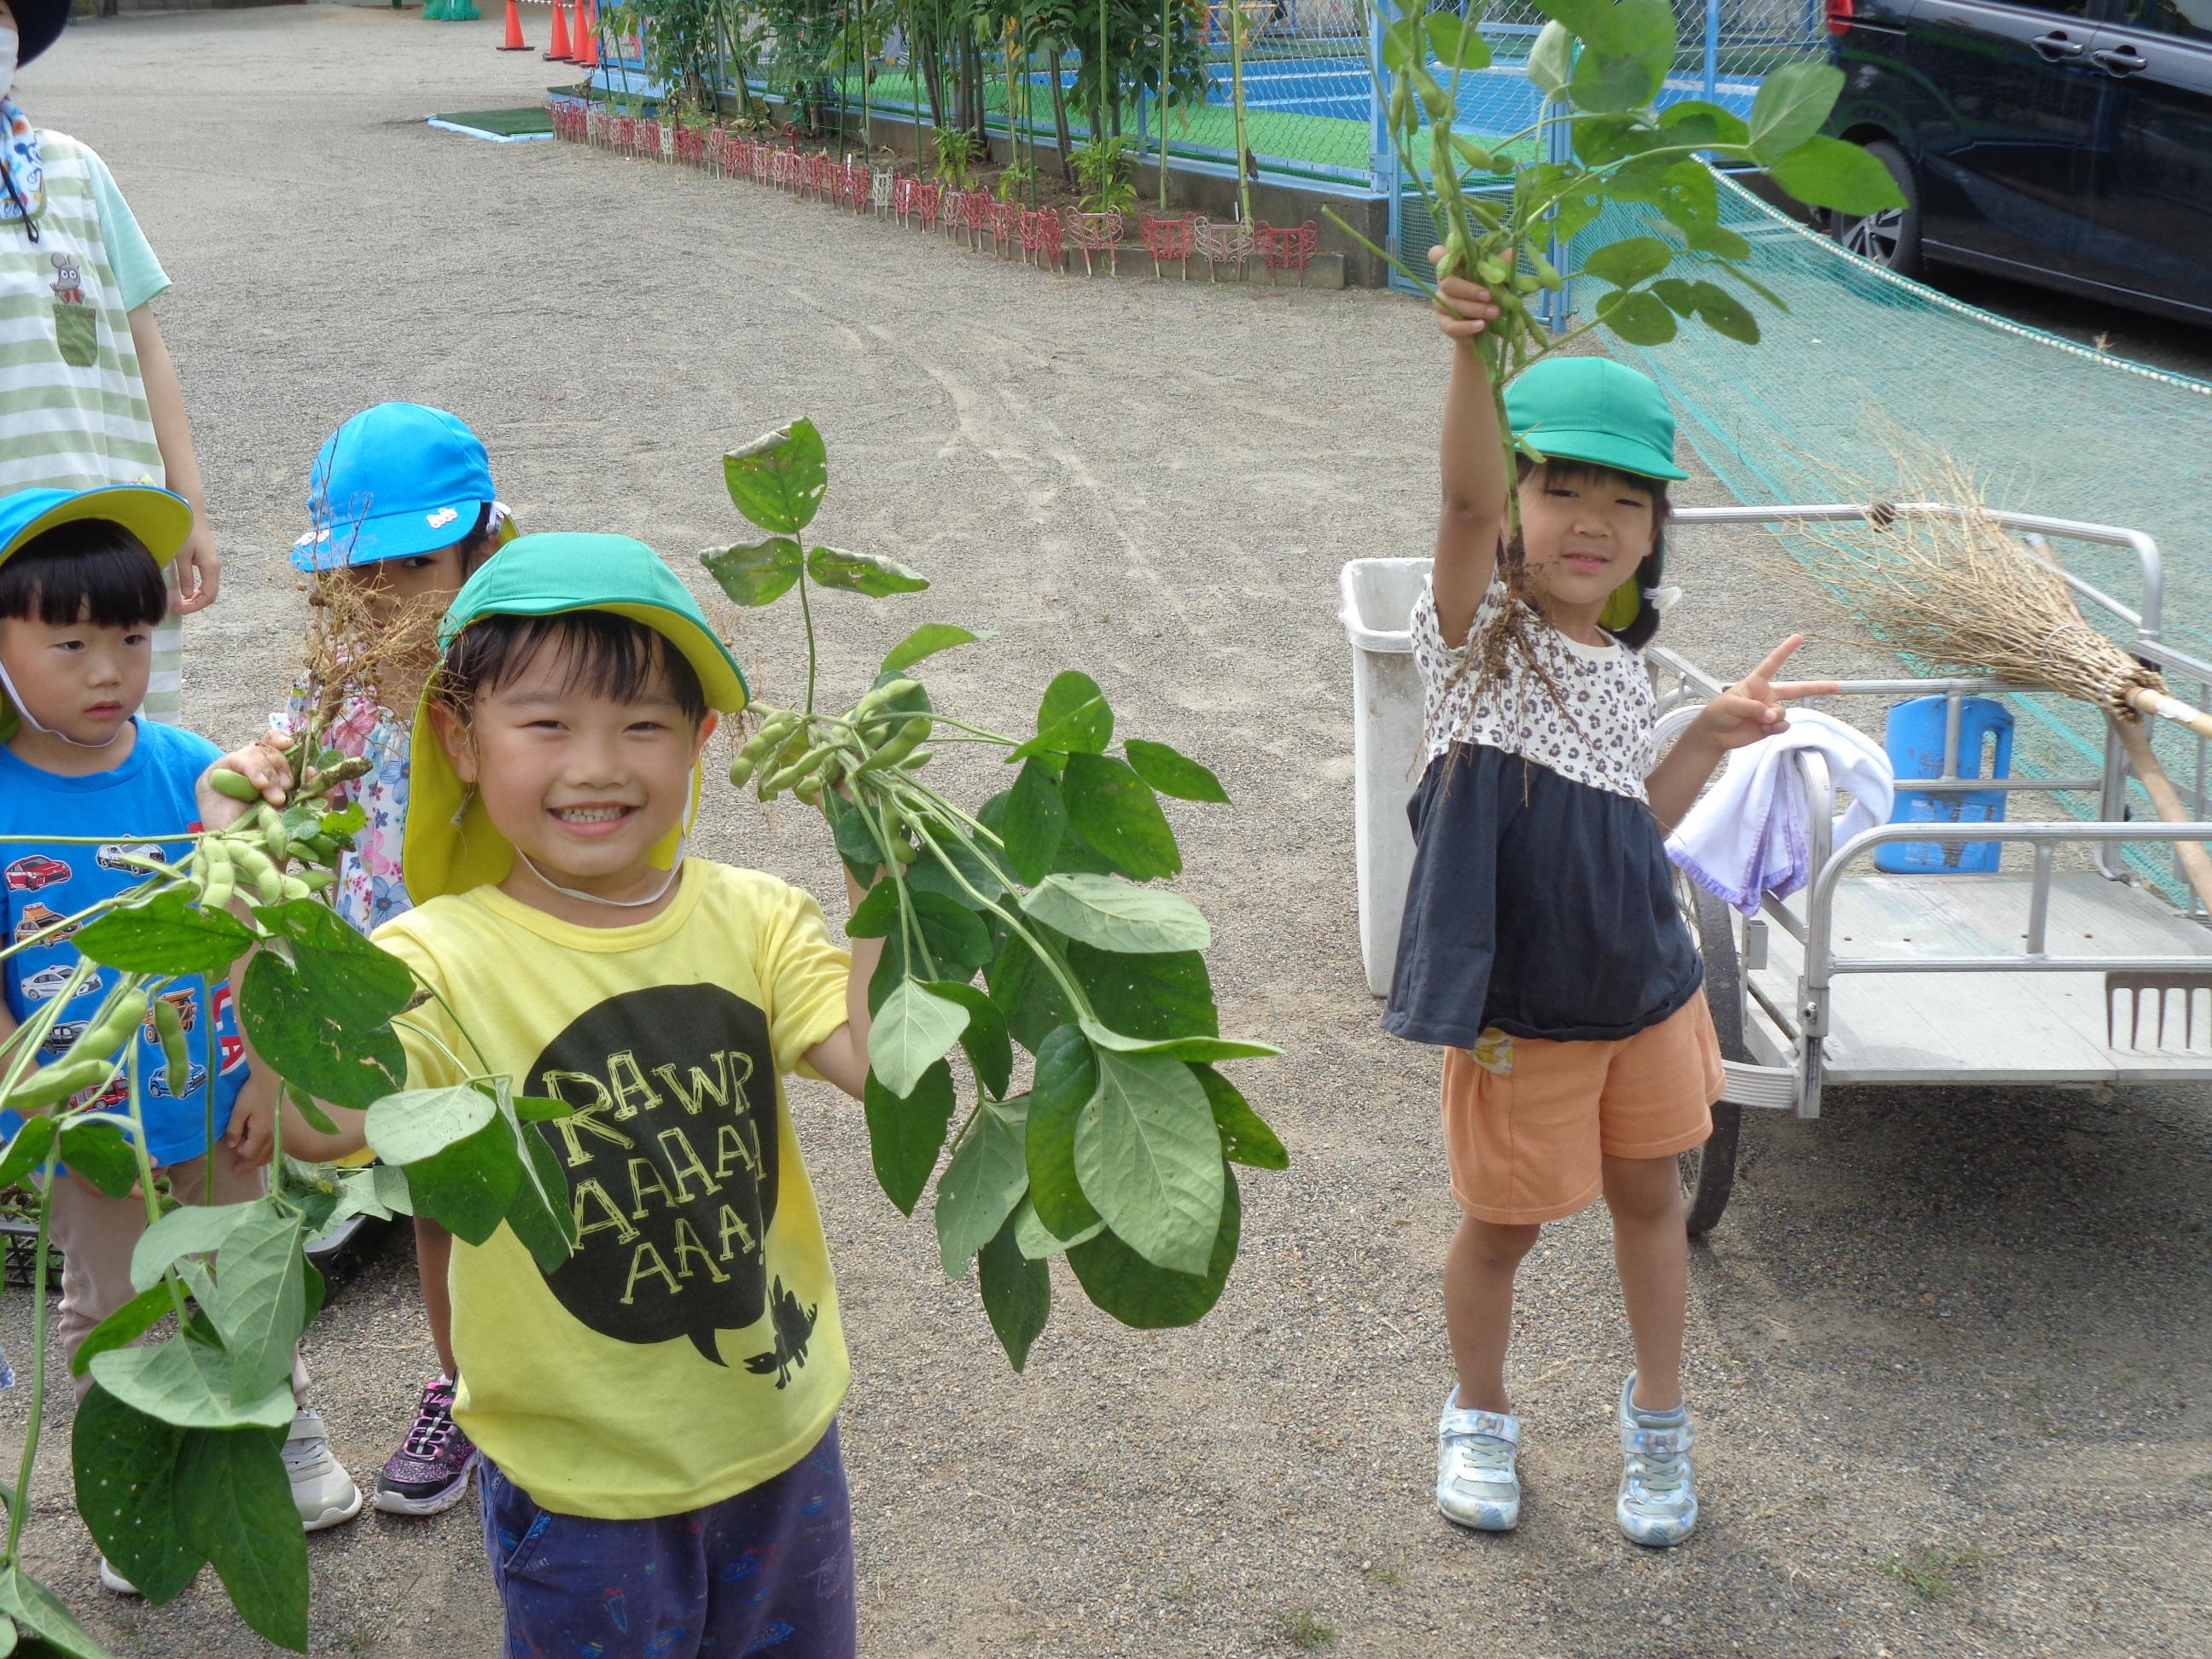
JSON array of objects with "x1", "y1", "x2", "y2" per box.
[{"x1": 374, "y1": 1376, "x2": 478, "y2": 1516}]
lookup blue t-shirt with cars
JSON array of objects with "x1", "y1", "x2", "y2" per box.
[{"x1": 1, "y1": 720, "x2": 249, "y2": 1167}]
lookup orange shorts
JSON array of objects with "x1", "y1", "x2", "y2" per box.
[{"x1": 1441, "y1": 997, "x2": 1723, "y2": 1225}]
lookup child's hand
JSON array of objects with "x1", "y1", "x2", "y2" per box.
[
  {"x1": 1429, "y1": 245, "x2": 1502, "y2": 343},
  {"x1": 222, "y1": 1085, "x2": 276, "y2": 1172},
  {"x1": 1691, "y1": 637, "x2": 1842, "y2": 753},
  {"x1": 195, "y1": 736, "x2": 293, "y2": 830}
]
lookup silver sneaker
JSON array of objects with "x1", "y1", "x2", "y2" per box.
[
  {"x1": 284, "y1": 1408, "x2": 364, "y2": 1533},
  {"x1": 1436, "y1": 1389, "x2": 1522, "y2": 1531},
  {"x1": 1615, "y1": 1374, "x2": 1697, "y2": 1547}
]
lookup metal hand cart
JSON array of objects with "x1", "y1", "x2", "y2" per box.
[{"x1": 1652, "y1": 504, "x2": 2212, "y2": 1234}]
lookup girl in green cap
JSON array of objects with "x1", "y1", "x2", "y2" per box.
[{"x1": 1392, "y1": 256, "x2": 1836, "y2": 1549}]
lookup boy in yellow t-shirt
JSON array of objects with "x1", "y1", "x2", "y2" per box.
[{"x1": 257, "y1": 533, "x2": 879, "y2": 1658}]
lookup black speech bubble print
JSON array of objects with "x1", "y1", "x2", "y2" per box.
[{"x1": 527, "y1": 981, "x2": 786, "y2": 1366}]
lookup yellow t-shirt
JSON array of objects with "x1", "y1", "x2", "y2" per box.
[{"x1": 370, "y1": 859, "x2": 853, "y2": 1519}]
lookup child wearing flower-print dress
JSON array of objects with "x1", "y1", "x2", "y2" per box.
[{"x1": 266, "y1": 402, "x2": 512, "y2": 1519}]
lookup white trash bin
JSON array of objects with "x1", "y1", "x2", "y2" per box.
[{"x1": 1339, "y1": 556, "x2": 1433, "y2": 997}]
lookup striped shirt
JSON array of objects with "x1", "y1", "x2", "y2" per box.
[{"x1": 0, "y1": 129, "x2": 181, "y2": 721}]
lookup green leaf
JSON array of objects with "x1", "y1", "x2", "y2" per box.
[
  {"x1": 844, "y1": 878, "x2": 902, "y2": 939},
  {"x1": 73, "y1": 884, "x2": 255, "y2": 977},
  {"x1": 1766, "y1": 134, "x2": 1907, "y2": 215},
  {"x1": 1571, "y1": 112, "x2": 1643, "y2": 167},
  {"x1": 985, "y1": 922, "x2": 1078, "y2": 1055},
  {"x1": 926, "y1": 981, "x2": 1012, "y2": 1098},
  {"x1": 1012, "y1": 1196, "x2": 1103, "y2": 1260},
  {"x1": 1527, "y1": 19, "x2": 1573, "y2": 100},
  {"x1": 1009, "y1": 671, "x2": 1113, "y2": 762},
  {"x1": 1076, "y1": 1021, "x2": 1280, "y2": 1064},
  {"x1": 393, "y1": 1115, "x2": 524, "y2": 1246},
  {"x1": 824, "y1": 788, "x2": 888, "y2": 885},
  {"x1": 1068, "y1": 1165, "x2": 1241, "y2": 1330},
  {"x1": 72, "y1": 1387, "x2": 201, "y2": 1603},
  {"x1": 722, "y1": 417, "x2": 828, "y2": 535},
  {"x1": 1580, "y1": 235, "x2": 1672, "y2": 289},
  {"x1": 1599, "y1": 288, "x2": 1679, "y2": 345},
  {"x1": 1748, "y1": 61, "x2": 1843, "y2": 163},
  {"x1": 904, "y1": 824, "x2": 1013, "y2": 908},
  {"x1": 364, "y1": 1083, "x2": 496, "y2": 1166},
  {"x1": 0, "y1": 1567, "x2": 109, "y2": 1659},
  {"x1": 174, "y1": 1423, "x2": 310, "y2": 1650},
  {"x1": 701, "y1": 536, "x2": 803, "y2": 608},
  {"x1": 241, "y1": 901, "x2": 411, "y2": 1111},
  {"x1": 1021, "y1": 874, "x2": 1209, "y2": 955},
  {"x1": 1650, "y1": 276, "x2": 1698, "y2": 316},
  {"x1": 1074, "y1": 1051, "x2": 1223, "y2": 1276},
  {"x1": 511, "y1": 1093, "x2": 573, "y2": 1121},
  {"x1": 908, "y1": 890, "x2": 993, "y2": 972},
  {"x1": 1025, "y1": 1026, "x2": 1103, "y2": 1238},
  {"x1": 934, "y1": 1096, "x2": 1028, "y2": 1278},
  {"x1": 91, "y1": 1333, "x2": 298, "y2": 1430},
  {"x1": 1065, "y1": 942, "x2": 1217, "y2": 1043},
  {"x1": 1379, "y1": 15, "x2": 1421, "y2": 73},
  {"x1": 1425, "y1": 14, "x2": 1491, "y2": 70},
  {"x1": 863, "y1": 1060, "x2": 956, "y2": 1215},
  {"x1": 977, "y1": 1209, "x2": 1050, "y2": 1371},
  {"x1": 204, "y1": 1205, "x2": 306, "y2": 1400},
  {"x1": 806, "y1": 545, "x2": 929, "y2": 597},
  {"x1": 501, "y1": 1122, "x2": 577, "y2": 1274},
  {"x1": 1121, "y1": 738, "x2": 1230, "y2": 805},
  {"x1": 1677, "y1": 218, "x2": 1752, "y2": 260},
  {"x1": 1533, "y1": 0, "x2": 1674, "y2": 61},
  {"x1": 130, "y1": 1201, "x2": 258, "y2": 1293},
  {"x1": 881, "y1": 622, "x2": 987, "y2": 674},
  {"x1": 72, "y1": 1282, "x2": 175, "y2": 1379},
  {"x1": 1193, "y1": 1064, "x2": 1288, "y2": 1169},
  {"x1": 1659, "y1": 96, "x2": 1750, "y2": 149},
  {"x1": 58, "y1": 1121, "x2": 139, "y2": 1199},
  {"x1": 1060, "y1": 754, "x2": 1181, "y2": 882},
  {"x1": 1002, "y1": 759, "x2": 1068, "y2": 885},
  {"x1": 1569, "y1": 49, "x2": 1663, "y2": 114},
  {"x1": 0, "y1": 1116, "x2": 56, "y2": 1188},
  {"x1": 319, "y1": 1162, "x2": 416, "y2": 1229},
  {"x1": 1685, "y1": 278, "x2": 1761, "y2": 343},
  {"x1": 870, "y1": 981, "x2": 969, "y2": 1100}
]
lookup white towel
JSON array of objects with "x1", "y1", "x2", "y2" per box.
[{"x1": 1667, "y1": 709, "x2": 1895, "y2": 917}]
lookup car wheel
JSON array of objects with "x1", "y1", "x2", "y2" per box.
[{"x1": 1831, "y1": 139, "x2": 1921, "y2": 278}]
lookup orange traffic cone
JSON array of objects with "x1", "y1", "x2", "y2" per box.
[
  {"x1": 573, "y1": 0, "x2": 599, "y2": 68},
  {"x1": 496, "y1": 0, "x2": 529, "y2": 49},
  {"x1": 544, "y1": 0, "x2": 573, "y2": 61}
]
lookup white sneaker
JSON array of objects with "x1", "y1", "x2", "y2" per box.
[
  {"x1": 97, "y1": 1557, "x2": 141, "y2": 1597},
  {"x1": 1435, "y1": 1388, "x2": 1522, "y2": 1531},
  {"x1": 284, "y1": 1408, "x2": 364, "y2": 1533},
  {"x1": 1615, "y1": 1374, "x2": 1698, "y2": 1547}
]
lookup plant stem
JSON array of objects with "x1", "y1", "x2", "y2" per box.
[
  {"x1": 902, "y1": 815, "x2": 1092, "y2": 1017},
  {"x1": 3, "y1": 1147, "x2": 59, "y2": 1565},
  {"x1": 795, "y1": 556, "x2": 820, "y2": 716}
]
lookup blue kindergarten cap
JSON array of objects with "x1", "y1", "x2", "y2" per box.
[{"x1": 292, "y1": 403, "x2": 501, "y2": 572}]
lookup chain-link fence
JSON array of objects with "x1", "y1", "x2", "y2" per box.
[{"x1": 582, "y1": 2, "x2": 1828, "y2": 200}]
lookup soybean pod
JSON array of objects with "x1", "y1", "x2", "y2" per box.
[
  {"x1": 207, "y1": 768, "x2": 261, "y2": 803},
  {"x1": 5, "y1": 1057, "x2": 111, "y2": 1115},
  {"x1": 152, "y1": 997, "x2": 189, "y2": 1097}
]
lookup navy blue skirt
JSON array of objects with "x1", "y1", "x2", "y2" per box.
[{"x1": 1383, "y1": 744, "x2": 1702, "y2": 1048}]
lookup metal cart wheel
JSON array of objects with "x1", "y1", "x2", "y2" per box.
[{"x1": 1674, "y1": 876, "x2": 1748, "y2": 1238}]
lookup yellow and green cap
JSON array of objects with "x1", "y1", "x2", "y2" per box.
[
  {"x1": 403, "y1": 532, "x2": 750, "y2": 904},
  {"x1": 0, "y1": 485, "x2": 194, "y2": 572}
]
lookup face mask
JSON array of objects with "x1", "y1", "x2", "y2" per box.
[{"x1": 0, "y1": 26, "x2": 17, "y2": 93}]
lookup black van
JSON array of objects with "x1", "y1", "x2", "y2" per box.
[{"x1": 1823, "y1": 0, "x2": 2212, "y2": 324}]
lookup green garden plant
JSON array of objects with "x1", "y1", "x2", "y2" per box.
[
  {"x1": 995, "y1": 154, "x2": 1038, "y2": 203},
  {"x1": 703, "y1": 417, "x2": 1284, "y2": 1369},
  {"x1": 1070, "y1": 134, "x2": 1138, "y2": 217},
  {"x1": 1336, "y1": 0, "x2": 1906, "y2": 528},
  {"x1": 0, "y1": 741, "x2": 574, "y2": 1652},
  {"x1": 930, "y1": 123, "x2": 981, "y2": 189}
]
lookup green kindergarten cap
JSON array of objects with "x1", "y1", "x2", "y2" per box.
[
  {"x1": 404, "y1": 533, "x2": 750, "y2": 904},
  {"x1": 1503, "y1": 357, "x2": 1689, "y2": 483}
]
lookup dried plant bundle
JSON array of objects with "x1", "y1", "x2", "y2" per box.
[
  {"x1": 1794, "y1": 453, "x2": 2212, "y2": 742},
  {"x1": 299, "y1": 570, "x2": 448, "y2": 732}
]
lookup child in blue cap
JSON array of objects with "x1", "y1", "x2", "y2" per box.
[
  {"x1": 1394, "y1": 261, "x2": 1837, "y2": 1547},
  {"x1": 271, "y1": 400, "x2": 513, "y2": 1522},
  {"x1": 0, "y1": 483, "x2": 361, "y2": 1594},
  {"x1": 0, "y1": 0, "x2": 220, "y2": 725}
]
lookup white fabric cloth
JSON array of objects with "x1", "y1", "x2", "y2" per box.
[{"x1": 1667, "y1": 708, "x2": 1895, "y2": 916}]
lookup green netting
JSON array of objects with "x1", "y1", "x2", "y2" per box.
[{"x1": 1579, "y1": 175, "x2": 2212, "y2": 895}]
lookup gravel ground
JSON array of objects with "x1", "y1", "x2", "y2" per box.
[{"x1": 3, "y1": 9, "x2": 2209, "y2": 1657}]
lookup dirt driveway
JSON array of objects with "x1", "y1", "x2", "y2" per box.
[{"x1": 3, "y1": 9, "x2": 2208, "y2": 1656}]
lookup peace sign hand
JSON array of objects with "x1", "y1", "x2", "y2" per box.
[{"x1": 1691, "y1": 635, "x2": 1841, "y2": 753}]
